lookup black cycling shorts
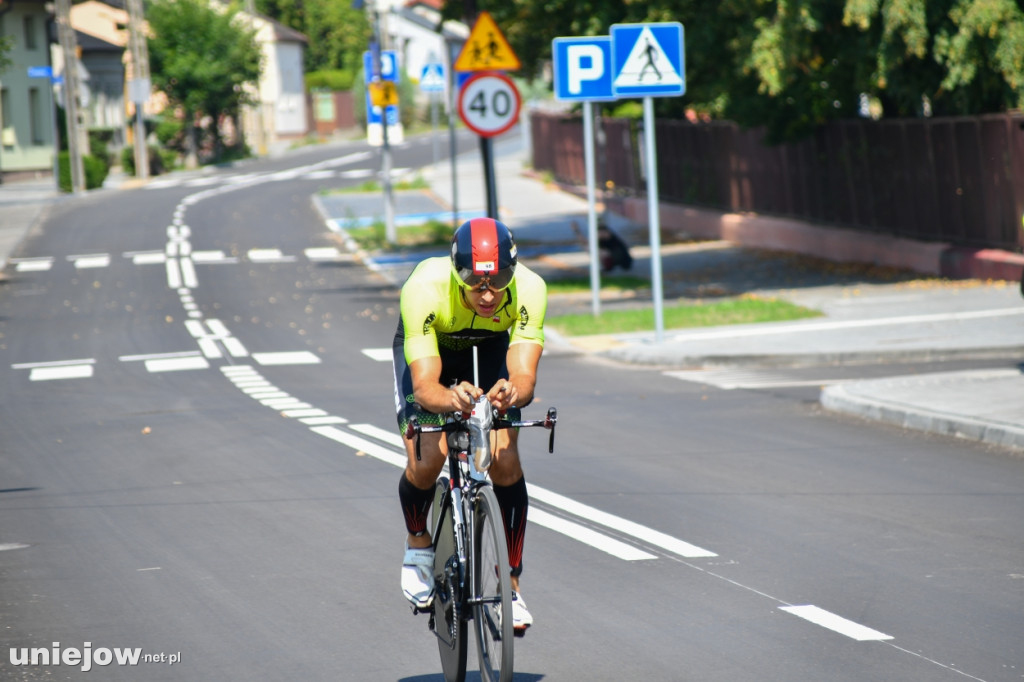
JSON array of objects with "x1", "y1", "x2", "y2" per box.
[{"x1": 392, "y1": 319, "x2": 522, "y2": 433}]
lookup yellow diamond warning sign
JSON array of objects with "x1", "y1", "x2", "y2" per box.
[{"x1": 454, "y1": 11, "x2": 521, "y2": 72}]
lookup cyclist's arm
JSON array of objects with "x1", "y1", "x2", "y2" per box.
[
  {"x1": 409, "y1": 355, "x2": 481, "y2": 414},
  {"x1": 487, "y1": 341, "x2": 542, "y2": 412}
]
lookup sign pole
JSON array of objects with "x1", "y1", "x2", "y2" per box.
[
  {"x1": 582, "y1": 101, "x2": 601, "y2": 316},
  {"x1": 481, "y1": 136, "x2": 498, "y2": 220},
  {"x1": 643, "y1": 96, "x2": 664, "y2": 343}
]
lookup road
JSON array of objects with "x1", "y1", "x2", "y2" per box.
[{"x1": 1, "y1": 136, "x2": 1022, "y2": 681}]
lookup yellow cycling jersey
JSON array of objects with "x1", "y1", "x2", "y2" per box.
[{"x1": 400, "y1": 256, "x2": 547, "y2": 364}]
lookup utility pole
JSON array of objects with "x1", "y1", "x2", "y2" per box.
[
  {"x1": 126, "y1": 0, "x2": 150, "y2": 179},
  {"x1": 368, "y1": 0, "x2": 396, "y2": 244},
  {"x1": 55, "y1": 0, "x2": 85, "y2": 192}
]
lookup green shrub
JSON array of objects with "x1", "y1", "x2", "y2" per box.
[
  {"x1": 57, "y1": 152, "x2": 109, "y2": 192},
  {"x1": 306, "y1": 69, "x2": 356, "y2": 91},
  {"x1": 121, "y1": 145, "x2": 174, "y2": 176}
]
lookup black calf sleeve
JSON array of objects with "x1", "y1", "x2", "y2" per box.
[
  {"x1": 398, "y1": 474, "x2": 434, "y2": 537},
  {"x1": 492, "y1": 476, "x2": 528, "y2": 577}
]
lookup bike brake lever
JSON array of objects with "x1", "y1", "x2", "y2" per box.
[
  {"x1": 546, "y1": 407, "x2": 557, "y2": 453},
  {"x1": 405, "y1": 418, "x2": 422, "y2": 461}
]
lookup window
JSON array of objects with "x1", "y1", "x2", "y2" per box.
[
  {"x1": 24, "y1": 15, "x2": 36, "y2": 50},
  {"x1": 29, "y1": 87, "x2": 44, "y2": 145}
]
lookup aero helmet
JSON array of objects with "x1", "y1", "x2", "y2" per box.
[{"x1": 450, "y1": 218, "x2": 517, "y2": 290}]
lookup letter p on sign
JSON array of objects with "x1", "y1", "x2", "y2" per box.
[
  {"x1": 553, "y1": 36, "x2": 616, "y2": 102},
  {"x1": 568, "y1": 44, "x2": 604, "y2": 94}
]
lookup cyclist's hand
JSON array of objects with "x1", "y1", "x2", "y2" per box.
[
  {"x1": 450, "y1": 381, "x2": 481, "y2": 413},
  {"x1": 487, "y1": 380, "x2": 518, "y2": 413}
]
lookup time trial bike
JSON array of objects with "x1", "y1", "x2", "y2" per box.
[{"x1": 405, "y1": 396, "x2": 557, "y2": 682}]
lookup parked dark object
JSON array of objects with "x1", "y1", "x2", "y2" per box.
[{"x1": 598, "y1": 223, "x2": 632, "y2": 273}]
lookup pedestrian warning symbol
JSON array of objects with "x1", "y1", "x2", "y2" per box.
[
  {"x1": 454, "y1": 11, "x2": 521, "y2": 72},
  {"x1": 611, "y1": 22, "x2": 685, "y2": 97}
]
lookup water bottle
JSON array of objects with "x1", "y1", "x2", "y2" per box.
[{"x1": 468, "y1": 395, "x2": 493, "y2": 471}]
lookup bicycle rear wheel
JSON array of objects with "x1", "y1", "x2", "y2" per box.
[
  {"x1": 431, "y1": 477, "x2": 467, "y2": 682},
  {"x1": 472, "y1": 486, "x2": 514, "y2": 682}
]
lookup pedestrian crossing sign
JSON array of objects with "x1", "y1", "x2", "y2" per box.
[
  {"x1": 454, "y1": 11, "x2": 521, "y2": 72},
  {"x1": 420, "y1": 63, "x2": 445, "y2": 92},
  {"x1": 610, "y1": 22, "x2": 685, "y2": 97}
]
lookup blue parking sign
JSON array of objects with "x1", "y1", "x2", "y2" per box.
[
  {"x1": 363, "y1": 50, "x2": 398, "y2": 82},
  {"x1": 552, "y1": 37, "x2": 616, "y2": 102},
  {"x1": 610, "y1": 23, "x2": 685, "y2": 98}
]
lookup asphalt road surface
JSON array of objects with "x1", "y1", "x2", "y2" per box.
[{"x1": 1, "y1": 137, "x2": 1022, "y2": 681}]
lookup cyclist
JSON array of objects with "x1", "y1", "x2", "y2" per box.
[{"x1": 392, "y1": 217, "x2": 547, "y2": 633}]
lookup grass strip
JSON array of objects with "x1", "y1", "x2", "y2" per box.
[{"x1": 547, "y1": 296, "x2": 821, "y2": 336}]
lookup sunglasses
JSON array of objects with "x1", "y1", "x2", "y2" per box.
[{"x1": 458, "y1": 266, "x2": 514, "y2": 292}]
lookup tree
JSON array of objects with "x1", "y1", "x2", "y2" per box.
[
  {"x1": 147, "y1": 0, "x2": 263, "y2": 166},
  {"x1": 257, "y1": 0, "x2": 370, "y2": 76},
  {"x1": 0, "y1": 35, "x2": 13, "y2": 75},
  {"x1": 442, "y1": 0, "x2": 1024, "y2": 142}
]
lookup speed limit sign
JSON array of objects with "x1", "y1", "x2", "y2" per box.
[{"x1": 457, "y1": 71, "x2": 522, "y2": 138}]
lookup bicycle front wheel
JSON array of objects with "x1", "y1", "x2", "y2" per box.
[
  {"x1": 472, "y1": 486, "x2": 514, "y2": 682},
  {"x1": 432, "y1": 477, "x2": 467, "y2": 682}
]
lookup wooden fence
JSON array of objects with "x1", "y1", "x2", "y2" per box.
[{"x1": 530, "y1": 111, "x2": 1024, "y2": 252}]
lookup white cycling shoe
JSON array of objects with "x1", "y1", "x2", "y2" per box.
[
  {"x1": 402, "y1": 544, "x2": 435, "y2": 609},
  {"x1": 511, "y1": 591, "x2": 533, "y2": 632}
]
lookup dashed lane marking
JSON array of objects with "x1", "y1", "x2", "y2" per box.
[
  {"x1": 780, "y1": 605, "x2": 893, "y2": 641},
  {"x1": 361, "y1": 348, "x2": 393, "y2": 362}
]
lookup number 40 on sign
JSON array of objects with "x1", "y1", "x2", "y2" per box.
[{"x1": 457, "y1": 71, "x2": 522, "y2": 138}]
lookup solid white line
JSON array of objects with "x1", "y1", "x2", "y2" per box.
[
  {"x1": 145, "y1": 356, "x2": 210, "y2": 373},
  {"x1": 780, "y1": 605, "x2": 893, "y2": 641},
  {"x1": 347, "y1": 422, "x2": 716, "y2": 560},
  {"x1": 29, "y1": 364, "x2": 94, "y2": 381},
  {"x1": 361, "y1": 348, "x2": 393, "y2": 362},
  {"x1": 527, "y1": 487, "x2": 718, "y2": 559},
  {"x1": 310, "y1": 426, "x2": 408, "y2": 467},
  {"x1": 252, "y1": 351, "x2": 321, "y2": 366},
  {"x1": 119, "y1": 351, "x2": 201, "y2": 362},
  {"x1": 13, "y1": 358, "x2": 96, "y2": 369},
  {"x1": 529, "y1": 509, "x2": 657, "y2": 561},
  {"x1": 669, "y1": 307, "x2": 1024, "y2": 342}
]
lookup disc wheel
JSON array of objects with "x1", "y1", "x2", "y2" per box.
[
  {"x1": 472, "y1": 486, "x2": 514, "y2": 682},
  {"x1": 431, "y1": 477, "x2": 467, "y2": 682}
]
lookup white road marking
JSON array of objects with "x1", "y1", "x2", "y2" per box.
[
  {"x1": 362, "y1": 348, "x2": 393, "y2": 362},
  {"x1": 248, "y1": 248, "x2": 296, "y2": 263},
  {"x1": 145, "y1": 356, "x2": 210, "y2": 373},
  {"x1": 30, "y1": 364, "x2": 94, "y2": 381},
  {"x1": 528, "y1": 509, "x2": 657, "y2": 561},
  {"x1": 166, "y1": 258, "x2": 182, "y2": 288},
  {"x1": 309, "y1": 425, "x2": 410, "y2": 468},
  {"x1": 304, "y1": 247, "x2": 342, "y2": 261},
  {"x1": 119, "y1": 351, "x2": 202, "y2": 363},
  {"x1": 305, "y1": 170, "x2": 336, "y2": 180},
  {"x1": 13, "y1": 258, "x2": 54, "y2": 272},
  {"x1": 664, "y1": 369, "x2": 854, "y2": 390},
  {"x1": 339, "y1": 169, "x2": 373, "y2": 179},
  {"x1": 669, "y1": 307, "x2": 1024, "y2": 343},
  {"x1": 780, "y1": 605, "x2": 893, "y2": 641},
  {"x1": 300, "y1": 415, "x2": 348, "y2": 425},
  {"x1": 179, "y1": 257, "x2": 198, "y2": 288},
  {"x1": 248, "y1": 391, "x2": 289, "y2": 399},
  {"x1": 347, "y1": 422, "x2": 714, "y2": 560},
  {"x1": 72, "y1": 254, "x2": 111, "y2": 269},
  {"x1": 191, "y1": 250, "x2": 234, "y2": 263},
  {"x1": 128, "y1": 251, "x2": 166, "y2": 265},
  {"x1": 13, "y1": 358, "x2": 96, "y2": 369},
  {"x1": 282, "y1": 408, "x2": 329, "y2": 418},
  {"x1": 252, "y1": 351, "x2": 321, "y2": 366}
]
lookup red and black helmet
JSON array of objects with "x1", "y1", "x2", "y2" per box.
[{"x1": 450, "y1": 218, "x2": 517, "y2": 291}]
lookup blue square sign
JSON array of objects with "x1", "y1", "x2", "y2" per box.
[
  {"x1": 552, "y1": 36, "x2": 617, "y2": 102},
  {"x1": 610, "y1": 22, "x2": 685, "y2": 98}
]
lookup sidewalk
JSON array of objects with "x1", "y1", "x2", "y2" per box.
[{"x1": 3, "y1": 134, "x2": 1023, "y2": 452}]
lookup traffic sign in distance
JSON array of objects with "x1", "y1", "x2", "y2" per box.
[
  {"x1": 369, "y1": 81, "x2": 398, "y2": 107},
  {"x1": 454, "y1": 11, "x2": 521, "y2": 72},
  {"x1": 420, "y1": 63, "x2": 445, "y2": 92},
  {"x1": 610, "y1": 22, "x2": 685, "y2": 97},
  {"x1": 552, "y1": 36, "x2": 616, "y2": 101},
  {"x1": 457, "y1": 71, "x2": 521, "y2": 138},
  {"x1": 363, "y1": 50, "x2": 398, "y2": 82}
]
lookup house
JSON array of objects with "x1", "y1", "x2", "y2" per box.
[
  {"x1": 0, "y1": 0, "x2": 57, "y2": 178},
  {"x1": 239, "y1": 10, "x2": 308, "y2": 150}
]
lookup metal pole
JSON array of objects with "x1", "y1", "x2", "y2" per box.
[
  {"x1": 370, "y1": 6, "x2": 396, "y2": 244},
  {"x1": 643, "y1": 96, "x2": 664, "y2": 343},
  {"x1": 56, "y1": 0, "x2": 85, "y2": 193},
  {"x1": 126, "y1": 0, "x2": 150, "y2": 179},
  {"x1": 481, "y1": 136, "x2": 498, "y2": 220},
  {"x1": 446, "y1": 39, "x2": 459, "y2": 225},
  {"x1": 583, "y1": 101, "x2": 601, "y2": 317}
]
